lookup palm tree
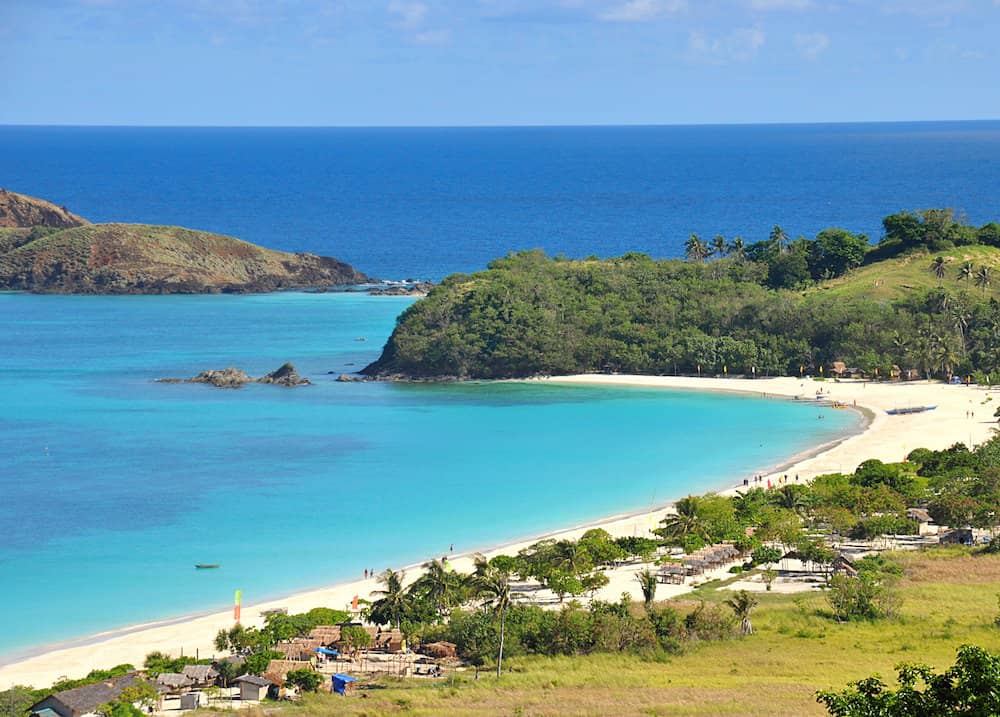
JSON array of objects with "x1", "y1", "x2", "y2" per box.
[
  {"x1": 976, "y1": 265, "x2": 992, "y2": 296},
  {"x1": 369, "y1": 569, "x2": 410, "y2": 629},
  {"x1": 472, "y1": 556, "x2": 515, "y2": 679},
  {"x1": 711, "y1": 234, "x2": 728, "y2": 258},
  {"x1": 930, "y1": 256, "x2": 947, "y2": 284},
  {"x1": 551, "y1": 540, "x2": 592, "y2": 576},
  {"x1": 684, "y1": 233, "x2": 710, "y2": 262},
  {"x1": 410, "y1": 558, "x2": 462, "y2": 619},
  {"x1": 728, "y1": 236, "x2": 746, "y2": 261},
  {"x1": 768, "y1": 484, "x2": 810, "y2": 514},
  {"x1": 655, "y1": 496, "x2": 710, "y2": 544},
  {"x1": 769, "y1": 225, "x2": 789, "y2": 253},
  {"x1": 635, "y1": 568, "x2": 658, "y2": 608},
  {"x1": 958, "y1": 261, "x2": 973, "y2": 288},
  {"x1": 725, "y1": 590, "x2": 759, "y2": 635}
]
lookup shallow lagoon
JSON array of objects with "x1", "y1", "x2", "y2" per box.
[{"x1": 0, "y1": 292, "x2": 858, "y2": 657}]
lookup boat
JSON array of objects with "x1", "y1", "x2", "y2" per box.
[
  {"x1": 832, "y1": 401, "x2": 849, "y2": 409},
  {"x1": 885, "y1": 406, "x2": 937, "y2": 415},
  {"x1": 195, "y1": 563, "x2": 220, "y2": 569}
]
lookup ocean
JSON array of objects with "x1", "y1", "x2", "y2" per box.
[{"x1": 1, "y1": 121, "x2": 997, "y2": 659}]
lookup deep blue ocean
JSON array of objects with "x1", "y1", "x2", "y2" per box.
[{"x1": 0, "y1": 122, "x2": 997, "y2": 661}]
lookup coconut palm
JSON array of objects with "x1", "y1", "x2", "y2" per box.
[
  {"x1": 976, "y1": 265, "x2": 992, "y2": 296},
  {"x1": 551, "y1": 539, "x2": 593, "y2": 576},
  {"x1": 711, "y1": 234, "x2": 728, "y2": 258},
  {"x1": 684, "y1": 233, "x2": 710, "y2": 262},
  {"x1": 655, "y1": 495, "x2": 710, "y2": 545},
  {"x1": 369, "y1": 569, "x2": 411, "y2": 629},
  {"x1": 409, "y1": 558, "x2": 463, "y2": 619},
  {"x1": 930, "y1": 256, "x2": 947, "y2": 284},
  {"x1": 728, "y1": 236, "x2": 746, "y2": 261},
  {"x1": 768, "y1": 484, "x2": 810, "y2": 514},
  {"x1": 635, "y1": 568, "x2": 658, "y2": 608},
  {"x1": 958, "y1": 261, "x2": 974, "y2": 288},
  {"x1": 725, "y1": 590, "x2": 759, "y2": 635},
  {"x1": 472, "y1": 556, "x2": 515, "y2": 679},
  {"x1": 769, "y1": 225, "x2": 789, "y2": 253}
]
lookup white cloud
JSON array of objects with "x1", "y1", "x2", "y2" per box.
[
  {"x1": 413, "y1": 28, "x2": 451, "y2": 45},
  {"x1": 794, "y1": 31, "x2": 829, "y2": 59},
  {"x1": 687, "y1": 24, "x2": 765, "y2": 64},
  {"x1": 599, "y1": 0, "x2": 686, "y2": 22},
  {"x1": 387, "y1": 0, "x2": 427, "y2": 29},
  {"x1": 746, "y1": 0, "x2": 809, "y2": 9}
]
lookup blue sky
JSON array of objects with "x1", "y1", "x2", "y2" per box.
[{"x1": 2, "y1": 0, "x2": 999, "y2": 126}]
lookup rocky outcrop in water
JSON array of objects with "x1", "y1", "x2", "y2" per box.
[{"x1": 158, "y1": 363, "x2": 311, "y2": 388}]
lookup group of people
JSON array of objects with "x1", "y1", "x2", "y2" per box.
[{"x1": 742, "y1": 473, "x2": 799, "y2": 490}]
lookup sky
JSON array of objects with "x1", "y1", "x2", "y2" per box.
[{"x1": 2, "y1": 0, "x2": 999, "y2": 126}]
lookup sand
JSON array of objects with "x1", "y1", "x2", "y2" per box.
[{"x1": 1, "y1": 375, "x2": 993, "y2": 689}]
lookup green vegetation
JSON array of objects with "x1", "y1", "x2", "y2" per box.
[
  {"x1": 211, "y1": 607, "x2": 350, "y2": 673},
  {"x1": 818, "y1": 644, "x2": 1000, "y2": 716},
  {"x1": 364, "y1": 209, "x2": 1000, "y2": 379}
]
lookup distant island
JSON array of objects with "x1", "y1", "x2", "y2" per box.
[
  {"x1": 363, "y1": 209, "x2": 1000, "y2": 381},
  {"x1": 0, "y1": 189, "x2": 367, "y2": 293}
]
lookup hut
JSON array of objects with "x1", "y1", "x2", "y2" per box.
[
  {"x1": 331, "y1": 674, "x2": 357, "y2": 696},
  {"x1": 273, "y1": 638, "x2": 323, "y2": 662},
  {"x1": 181, "y1": 663, "x2": 218, "y2": 688},
  {"x1": 29, "y1": 674, "x2": 159, "y2": 717},
  {"x1": 234, "y1": 675, "x2": 273, "y2": 702},
  {"x1": 179, "y1": 693, "x2": 203, "y2": 710},
  {"x1": 421, "y1": 641, "x2": 457, "y2": 659},
  {"x1": 155, "y1": 672, "x2": 194, "y2": 695},
  {"x1": 906, "y1": 508, "x2": 938, "y2": 536}
]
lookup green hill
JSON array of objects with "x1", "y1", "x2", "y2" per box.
[
  {"x1": 362, "y1": 239, "x2": 1000, "y2": 381},
  {"x1": 0, "y1": 222, "x2": 368, "y2": 294}
]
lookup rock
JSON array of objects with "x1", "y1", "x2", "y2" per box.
[
  {"x1": 368, "y1": 281, "x2": 434, "y2": 297},
  {"x1": 259, "y1": 363, "x2": 311, "y2": 387},
  {"x1": 336, "y1": 374, "x2": 365, "y2": 382},
  {"x1": 159, "y1": 363, "x2": 310, "y2": 388}
]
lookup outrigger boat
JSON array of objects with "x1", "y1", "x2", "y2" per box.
[{"x1": 885, "y1": 406, "x2": 937, "y2": 415}]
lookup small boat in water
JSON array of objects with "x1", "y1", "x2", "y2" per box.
[
  {"x1": 885, "y1": 406, "x2": 937, "y2": 415},
  {"x1": 195, "y1": 563, "x2": 220, "y2": 569}
]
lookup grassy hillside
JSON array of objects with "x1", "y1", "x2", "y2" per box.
[
  {"x1": 807, "y1": 245, "x2": 1000, "y2": 303},
  {"x1": 253, "y1": 548, "x2": 1000, "y2": 717},
  {"x1": 0, "y1": 188, "x2": 88, "y2": 229},
  {"x1": 0, "y1": 222, "x2": 367, "y2": 293}
]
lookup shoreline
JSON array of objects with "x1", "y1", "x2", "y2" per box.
[{"x1": 1, "y1": 374, "x2": 991, "y2": 689}]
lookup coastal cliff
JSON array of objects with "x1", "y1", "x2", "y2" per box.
[
  {"x1": 0, "y1": 189, "x2": 88, "y2": 229},
  {"x1": 0, "y1": 192, "x2": 368, "y2": 294}
]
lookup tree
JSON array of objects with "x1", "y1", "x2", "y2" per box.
[
  {"x1": 285, "y1": 668, "x2": 321, "y2": 693},
  {"x1": 810, "y1": 228, "x2": 868, "y2": 279},
  {"x1": 635, "y1": 569, "x2": 657, "y2": 608},
  {"x1": 244, "y1": 650, "x2": 284, "y2": 676},
  {"x1": 958, "y1": 261, "x2": 974, "y2": 288},
  {"x1": 724, "y1": 590, "x2": 758, "y2": 635},
  {"x1": 339, "y1": 625, "x2": 372, "y2": 657},
  {"x1": 684, "y1": 233, "x2": 710, "y2": 262},
  {"x1": 728, "y1": 236, "x2": 746, "y2": 260},
  {"x1": 656, "y1": 496, "x2": 710, "y2": 545},
  {"x1": 410, "y1": 558, "x2": 463, "y2": 619},
  {"x1": 369, "y1": 569, "x2": 411, "y2": 628},
  {"x1": 711, "y1": 234, "x2": 728, "y2": 258},
  {"x1": 770, "y1": 225, "x2": 790, "y2": 252},
  {"x1": 976, "y1": 265, "x2": 992, "y2": 296},
  {"x1": 930, "y1": 256, "x2": 947, "y2": 284},
  {"x1": 472, "y1": 556, "x2": 515, "y2": 679},
  {"x1": 817, "y1": 644, "x2": 1000, "y2": 716},
  {"x1": 214, "y1": 659, "x2": 240, "y2": 689}
]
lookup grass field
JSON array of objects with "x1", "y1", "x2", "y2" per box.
[
  {"x1": 806, "y1": 245, "x2": 1000, "y2": 303},
  {"x1": 218, "y1": 547, "x2": 1000, "y2": 716}
]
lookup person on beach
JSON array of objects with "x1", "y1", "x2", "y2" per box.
[{"x1": 364, "y1": 569, "x2": 368, "y2": 579}]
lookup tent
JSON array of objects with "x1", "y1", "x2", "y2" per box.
[
  {"x1": 332, "y1": 673, "x2": 357, "y2": 696},
  {"x1": 315, "y1": 647, "x2": 340, "y2": 657}
]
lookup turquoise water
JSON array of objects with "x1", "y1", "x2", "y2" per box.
[{"x1": 0, "y1": 292, "x2": 858, "y2": 658}]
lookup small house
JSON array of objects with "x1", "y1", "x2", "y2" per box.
[
  {"x1": 29, "y1": 674, "x2": 158, "y2": 717},
  {"x1": 179, "y1": 693, "x2": 203, "y2": 710},
  {"x1": 906, "y1": 508, "x2": 938, "y2": 536},
  {"x1": 331, "y1": 674, "x2": 357, "y2": 696},
  {"x1": 155, "y1": 672, "x2": 194, "y2": 695},
  {"x1": 234, "y1": 675, "x2": 273, "y2": 702}
]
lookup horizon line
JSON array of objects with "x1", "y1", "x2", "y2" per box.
[{"x1": 1, "y1": 118, "x2": 999, "y2": 130}]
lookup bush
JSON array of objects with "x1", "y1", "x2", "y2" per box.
[{"x1": 285, "y1": 669, "x2": 321, "y2": 693}]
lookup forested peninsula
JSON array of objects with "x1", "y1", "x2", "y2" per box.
[
  {"x1": 0, "y1": 189, "x2": 367, "y2": 293},
  {"x1": 363, "y1": 210, "x2": 1000, "y2": 380}
]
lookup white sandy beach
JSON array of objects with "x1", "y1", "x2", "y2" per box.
[{"x1": 1, "y1": 375, "x2": 994, "y2": 689}]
